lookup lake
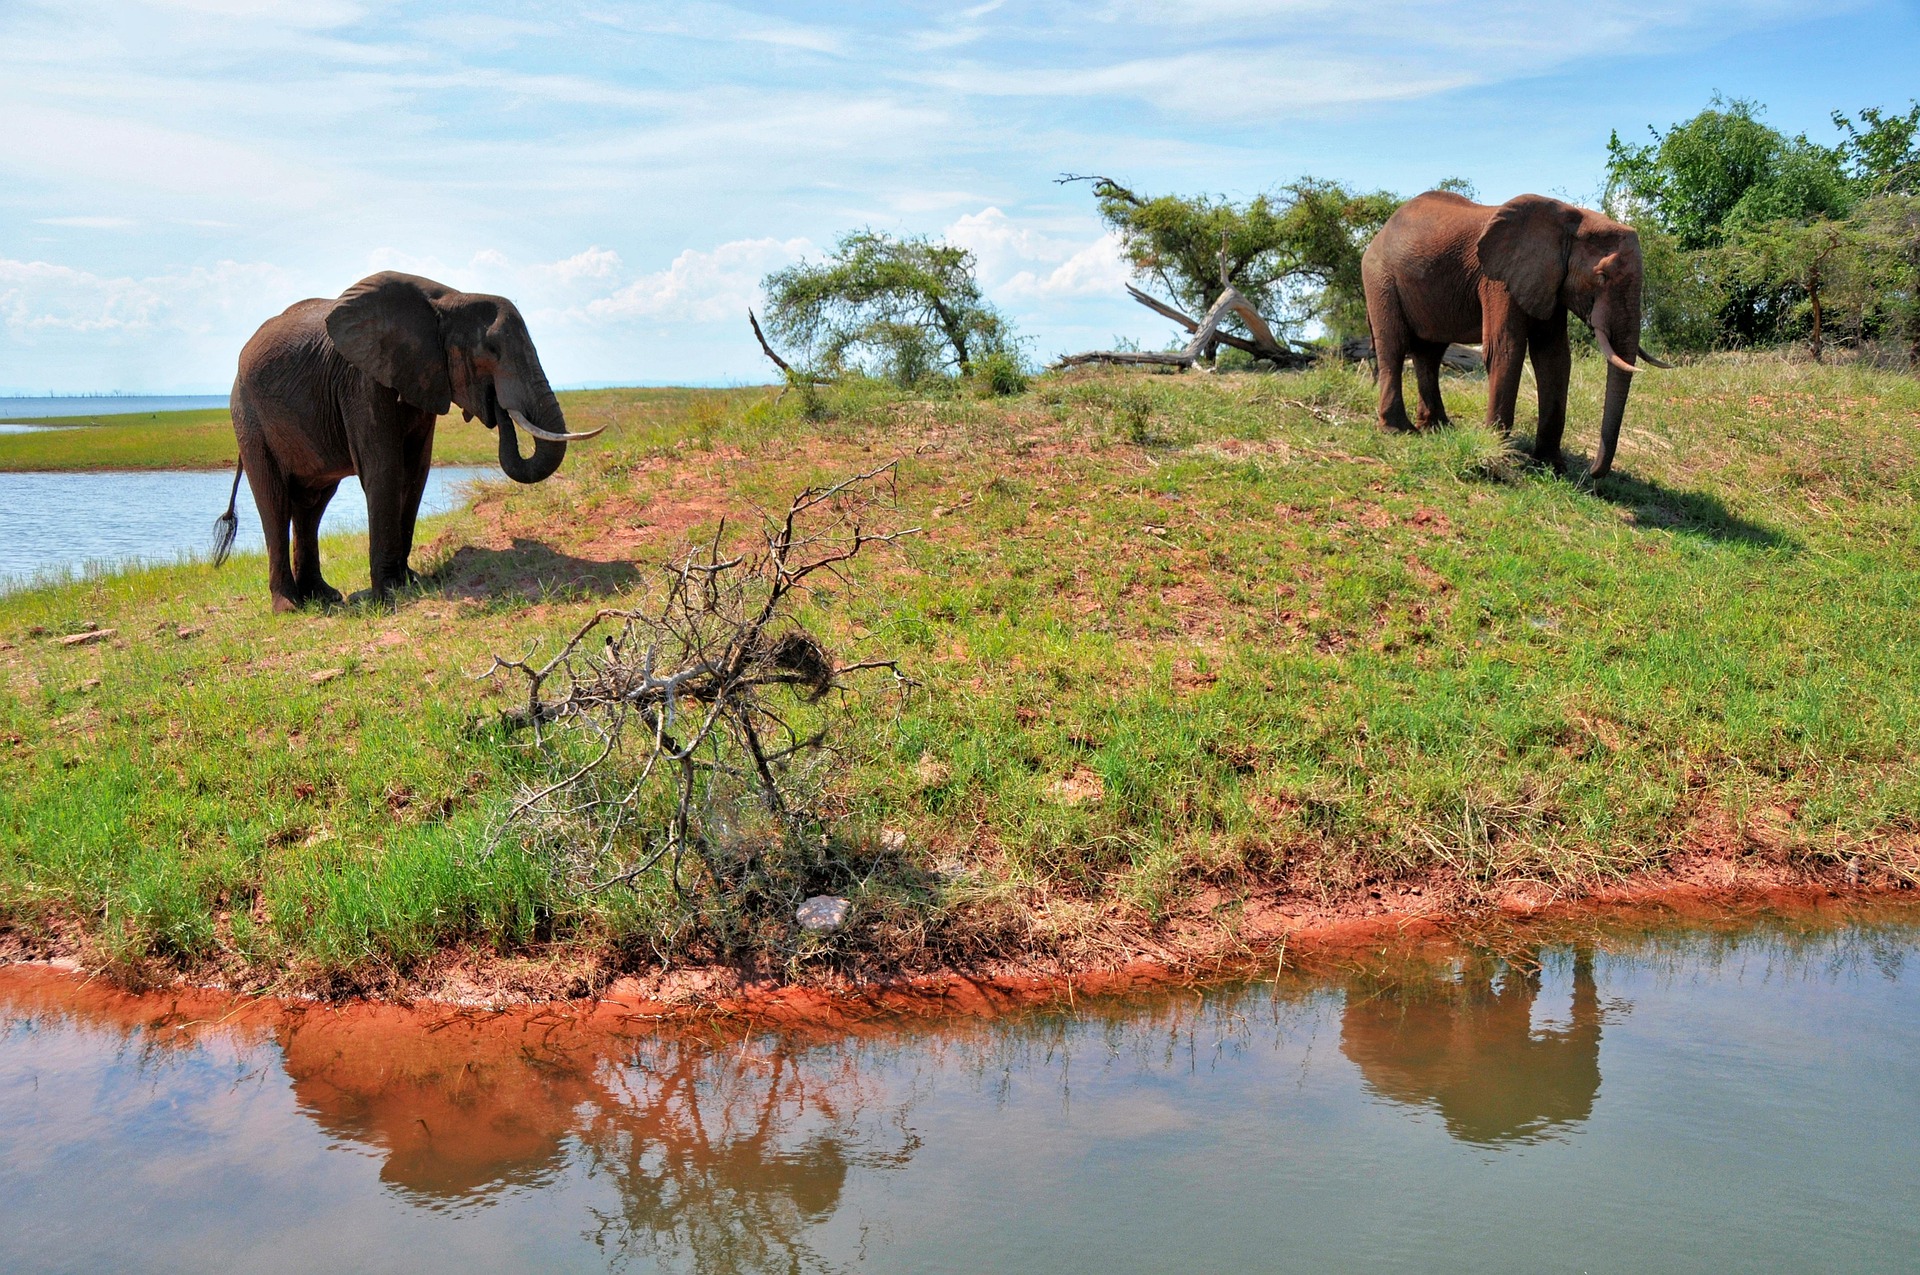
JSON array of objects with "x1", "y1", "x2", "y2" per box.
[
  {"x1": 2, "y1": 908, "x2": 1915, "y2": 1273},
  {"x1": 0, "y1": 394, "x2": 230, "y2": 420},
  {"x1": 0, "y1": 467, "x2": 494, "y2": 593}
]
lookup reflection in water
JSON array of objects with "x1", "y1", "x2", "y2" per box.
[
  {"x1": 272, "y1": 1008, "x2": 919, "y2": 1269},
  {"x1": 1340, "y1": 947, "x2": 1603, "y2": 1145},
  {"x1": 4, "y1": 912, "x2": 1920, "y2": 1274}
]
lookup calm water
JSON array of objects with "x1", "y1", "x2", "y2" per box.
[
  {"x1": 0, "y1": 467, "x2": 493, "y2": 593},
  {"x1": 0, "y1": 395, "x2": 230, "y2": 420},
  {"x1": 2, "y1": 910, "x2": 1916, "y2": 1273}
]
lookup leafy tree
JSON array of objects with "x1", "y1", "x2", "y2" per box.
[
  {"x1": 1723, "y1": 217, "x2": 1858, "y2": 360},
  {"x1": 1606, "y1": 96, "x2": 1852, "y2": 248},
  {"x1": 1834, "y1": 103, "x2": 1920, "y2": 194},
  {"x1": 761, "y1": 232, "x2": 1016, "y2": 384},
  {"x1": 1071, "y1": 175, "x2": 1400, "y2": 345}
]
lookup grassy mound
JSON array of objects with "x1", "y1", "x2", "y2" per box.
[{"x1": 2, "y1": 359, "x2": 1917, "y2": 993}]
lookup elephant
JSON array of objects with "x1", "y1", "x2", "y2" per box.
[
  {"x1": 1360, "y1": 191, "x2": 1670, "y2": 477},
  {"x1": 1340, "y1": 946, "x2": 1602, "y2": 1145},
  {"x1": 214, "y1": 271, "x2": 602, "y2": 612}
]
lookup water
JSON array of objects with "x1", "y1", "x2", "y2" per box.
[
  {"x1": 0, "y1": 467, "x2": 494, "y2": 593},
  {"x1": 0, "y1": 395, "x2": 230, "y2": 420},
  {"x1": 2, "y1": 909, "x2": 1916, "y2": 1273}
]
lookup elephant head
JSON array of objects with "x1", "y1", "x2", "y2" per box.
[
  {"x1": 324, "y1": 271, "x2": 601, "y2": 484},
  {"x1": 1477, "y1": 196, "x2": 1671, "y2": 478}
]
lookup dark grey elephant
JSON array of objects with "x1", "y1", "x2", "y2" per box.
[
  {"x1": 216, "y1": 271, "x2": 601, "y2": 612},
  {"x1": 1361, "y1": 192, "x2": 1671, "y2": 477}
]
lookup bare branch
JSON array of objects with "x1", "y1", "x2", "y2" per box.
[{"x1": 487, "y1": 467, "x2": 915, "y2": 902}]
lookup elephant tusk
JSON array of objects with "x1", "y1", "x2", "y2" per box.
[
  {"x1": 1639, "y1": 351, "x2": 1675, "y2": 369},
  {"x1": 507, "y1": 408, "x2": 606, "y2": 442},
  {"x1": 1591, "y1": 321, "x2": 1639, "y2": 375}
]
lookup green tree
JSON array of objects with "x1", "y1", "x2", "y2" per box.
[
  {"x1": 761, "y1": 232, "x2": 1016, "y2": 384},
  {"x1": 1723, "y1": 217, "x2": 1859, "y2": 360},
  {"x1": 1070, "y1": 175, "x2": 1400, "y2": 345},
  {"x1": 1607, "y1": 97, "x2": 1852, "y2": 240},
  {"x1": 1834, "y1": 103, "x2": 1920, "y2": 194}
]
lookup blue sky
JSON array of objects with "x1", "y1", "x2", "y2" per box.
[{"x1": 1, "y1": 0, "x2": 1914, "y2": 393}]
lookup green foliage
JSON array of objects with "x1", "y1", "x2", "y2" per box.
[
  {"x1": 1605, "y1": 97, "x2": 1845, "y2": 249},
  {"x1": 1609, "y1": 97, "x2": 1920, "y2": 357},
  {"x1": 761, "y1": 231, "x2": 1016, "y2": 384},
  {"x1": 1833, "y1": 103, "x2": 1920, "y2": 195},
  {"x1": 1074, "y1": 175, "x2": 1400, "y2": 342},
  {"x1": 970, "y1": 348, "x2": 1030, "y2": 397}
]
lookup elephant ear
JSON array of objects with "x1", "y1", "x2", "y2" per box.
[
  {"x1": 1477, "y1": 195, "x2": 1581, "y2": 321},
  {"x1": 325, "y1": 272, "x2": 454, "y2": 414}
]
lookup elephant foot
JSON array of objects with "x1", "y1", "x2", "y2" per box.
[
  {"x1": 271, "y1": 593, "x2": 300, "y2": 615},
  {"x1": 302, "y1": 582, "x2": 345, "y2": 608},
  {"x1": 1530, "y1": 449, "x2": 1568, "y2": 475},
  {"x1": 1379, "y1": 412, "x2": 1418, "y2": 434}
]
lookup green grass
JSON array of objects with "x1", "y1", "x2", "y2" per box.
[
  {"x1": 0, "y1": 386, "x2": 672, "y2": 471},
  {"x1": 2, "y1": 356, "x2": 1917, "y2": 990}
]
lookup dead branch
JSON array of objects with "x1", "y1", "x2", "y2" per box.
[
  {"x1": 749, "y1": 309, "x2": 834, "y2": 387},
  {"x1": 482, "y1": 464, "x2": 916, "y2": 898}
]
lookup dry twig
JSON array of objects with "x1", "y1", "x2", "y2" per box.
[{"x1": 480, "y1": 464, "x2": 917, "y2": 898}]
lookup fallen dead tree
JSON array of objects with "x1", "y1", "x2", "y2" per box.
[
  {"x1": 481, "y1": 464, "x2": 915, "y2": 900},
  {"x1": 1057, "y1": 283, "x2": 1315, "y2": 370},
  {"x1": 1339, "y1": 335, "x2": 1485, "y2": 372}
]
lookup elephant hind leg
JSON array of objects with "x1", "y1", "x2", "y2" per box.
[
  {"x1": 235, "y1": 425, "x2": 299, "y2": 613},
  {"x1": 289, "y1": 479, "x2": 343, "y2": 606},
  {"x1": 1409, "y1": 341, "x2": 1451, "y2": 430},
  {"x1": 1365, "y1": 282, "x2": 1417, "y2": 433}
]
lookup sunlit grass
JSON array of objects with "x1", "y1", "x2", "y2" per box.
[{"x1": 3, "y1": 355, "x2": 1917, "y2": 988}]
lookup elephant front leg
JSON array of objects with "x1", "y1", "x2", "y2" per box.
[
  {"x1": 359, "y1": 470, "x2": 417, "y2": 603},
  {"x1": 1481, "y1": 318, "x2": 1528, "y2": 440},
  {"x1": 1527, "y1": 322, "x2": 1572, "y2": 472}
]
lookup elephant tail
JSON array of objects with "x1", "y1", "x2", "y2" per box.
[{"x1": 211, "y1": 461, "x2": 242, "y2": 567}]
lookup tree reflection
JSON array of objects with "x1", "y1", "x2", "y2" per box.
[
  {"x1": 1338, "y1": 946, "x2": 1603, "y2": 1145},
  {"x1": 272, "y1": 1008, "x2": 917, "y2": 1272}
]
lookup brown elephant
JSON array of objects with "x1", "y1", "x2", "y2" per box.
[
  {"x1": 1340, "y1": 947, "x2": 1603, "y2": 1145},
  {"x1": 216, "y1": 271, "x2": 602, "y2": 612},
  {"x1": 1361, "y1": 191, "x2": 1669, "y2": 477}
]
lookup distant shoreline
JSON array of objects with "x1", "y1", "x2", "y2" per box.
[{"x1": 0, "y1": 394, "x2": 230, "y2": 421}]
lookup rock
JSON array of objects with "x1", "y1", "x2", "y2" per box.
[
  {"x1": 879, "y1": 827, "x2": 908, "y2": 852},
  {"x1": 308, "y1": 668, "x2": 345, "y2": 685},
  {"x1": 59, "y1": 628, "x2": 115, "y2": 647},
  {"x1": 796, "y1": 895, "x2": 851, "y2": 932}
]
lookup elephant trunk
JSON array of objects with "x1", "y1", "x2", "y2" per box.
[
  {"x1": 495, "y1": 371, "x2": 567, "y2": 485},
  {"x1": 1591, "y1": 361, "x2": 1633, "y2": 479},
  {"x1": 1587, "y1": 296, "x2": 1638, "y2": 479}
]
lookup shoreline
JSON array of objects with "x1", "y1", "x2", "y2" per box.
[{"x1": 5, "y1": 859, "x2": 1913, "y2": 1033}]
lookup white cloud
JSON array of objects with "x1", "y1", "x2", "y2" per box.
[
  {"x1": 0, "y1": 257, "x2": 296, "y2": 334},
  {"x1": 942, "y1": 208, "x2": 1132, "y2": 300},
  {"x1": 585, "y1": 238, "x2": 815, "y2": 325}
]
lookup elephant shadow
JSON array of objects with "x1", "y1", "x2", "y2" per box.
[
  {"x1": 425, "y1": 537, "x2": 642, "y2": 601},
  {"x1": 1339, "y1": 946, "x2": 1604, "y2": 1146},
  {"x1": 1511, "y1": 447, "x2": 1792, "y2": 549}
]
